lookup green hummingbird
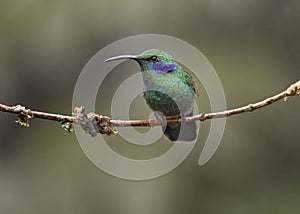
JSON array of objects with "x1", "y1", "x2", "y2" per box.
[{"x1": 105, "y1": 49, "x2": 198, "y2": 141}]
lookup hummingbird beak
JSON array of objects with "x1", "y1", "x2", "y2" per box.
[{"x1": 104, "y1": 55, "x2": 138, "y2": 62}]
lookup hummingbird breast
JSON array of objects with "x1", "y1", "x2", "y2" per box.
[{"x1": 142, "y1": 70, "x2": 195, "y2": 117}]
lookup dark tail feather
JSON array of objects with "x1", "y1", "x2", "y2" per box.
[{"x1": 164, "y1": 120, "x2": 197, "y2": 142}]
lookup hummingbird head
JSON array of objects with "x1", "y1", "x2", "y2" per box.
[{"x1": 105, "y1": 49, "x2": 177, "y2": 74}]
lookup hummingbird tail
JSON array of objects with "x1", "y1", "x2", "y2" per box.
[{"x1": 164, "y1": 120, "x2": 197, "y2": 142}]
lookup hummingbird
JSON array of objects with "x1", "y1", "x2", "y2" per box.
[{"x1": 105, "y1": 49, "x2": 198, "y2": 141}]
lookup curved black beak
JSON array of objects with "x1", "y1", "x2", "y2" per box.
[{"x1": 104, "y1": 55, "x2": 138, "y2": 62}]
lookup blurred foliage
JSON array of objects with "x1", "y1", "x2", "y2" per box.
[{"x1": 0, "y1": 0, "x2": 300, "y2": 213}]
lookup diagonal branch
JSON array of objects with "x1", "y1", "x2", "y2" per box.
[{"x1": 0, "y1": 80, "x2": 299, "y2": 136}]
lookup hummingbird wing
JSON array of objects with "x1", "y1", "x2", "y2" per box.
[
  {"x1": 184, "y1": 70, "x2": 199, "y2": 97},
  {"x1": 176, "y1": 62, "x2": 199, "y2": 97}
]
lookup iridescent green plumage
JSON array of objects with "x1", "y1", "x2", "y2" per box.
[{"x1": 105, "y1": 49, "x2": 198, "y2": 141}]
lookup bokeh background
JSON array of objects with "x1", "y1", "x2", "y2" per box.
[{"x1": 1, "y1": 0, "x2": 300, "y2": 213}]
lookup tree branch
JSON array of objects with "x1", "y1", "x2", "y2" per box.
[{"x1": 0, "y1": 80, "x2": 299, "y2": 137}]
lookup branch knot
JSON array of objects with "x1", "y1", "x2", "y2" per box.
[
  {"x1": 13, "y1": 105, "x2": 32, "y2": 127},
  {"x1": 287, "y1": 81, "x2": 300, "y2": 96},
  {"x1": 73, "y1": 107, "x2": 117, "y2": 137}
]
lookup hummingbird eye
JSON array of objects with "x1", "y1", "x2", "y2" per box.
[{"x1": 149, "y1": 55, "x2": 159, "y2": 62}]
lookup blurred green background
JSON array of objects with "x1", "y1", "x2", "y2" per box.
[{"x1": 1, "y1": 0, "x2": 300, "y2": 213}]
